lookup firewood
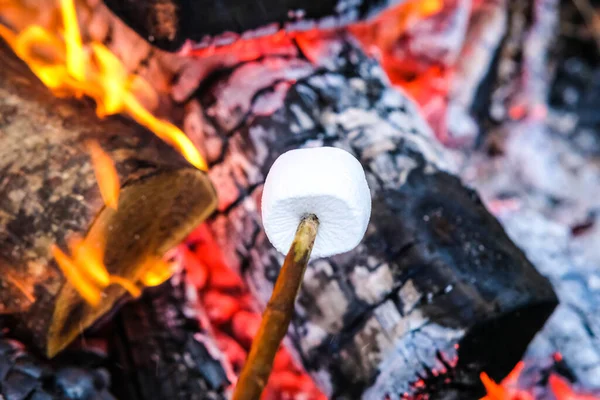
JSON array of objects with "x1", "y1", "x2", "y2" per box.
[
  {"x1": 190, "y1": 34, "x2": 559, "y2": 398},
  {"x1": 0, "y1": 40, "x2": 217, "y2": 358}
]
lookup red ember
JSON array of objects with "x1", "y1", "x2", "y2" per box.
[{"x1": 184, "y1": 225, "x2": 327, "y2": 400}]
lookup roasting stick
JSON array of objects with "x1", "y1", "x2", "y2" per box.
[
  {"x1": 232, "y1": 214, "x2": 319, "y2": 400},
  {"x1": 232, "y1": 147, "x2": 371, "y2": 400}
]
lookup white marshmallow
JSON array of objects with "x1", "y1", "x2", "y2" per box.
[{"x1": 261, "y1": 147, "x2": 371, "y2": 259}]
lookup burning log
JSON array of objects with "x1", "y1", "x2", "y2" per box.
[
  {"x1": 0, "y1": 40, "x2": 217, "y2": 358},
  {"x1": 189, "y1": 34, "x2": 559, "y2": 398}
]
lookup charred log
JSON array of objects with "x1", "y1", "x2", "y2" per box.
[
  {"x1": 0, "y1": 40, "x2": 217, "y2": 357},
  {"x1": 189, "y1": 34, "x2": 559, "y2": 398},
  {"x1": 109, "y1": 277, "x2": 228, "y2": 400},
  {"x1": 458, "y1": 0, "x2": 600, "y2": 390},
  {"x1": 452, "y1": 0, "x2": 557, "y2": 145},
  {"x1": 102, "y1": 0, "x2": 408, "y2": 52}
]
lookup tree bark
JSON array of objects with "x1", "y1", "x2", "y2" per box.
[
  {"x1": 0, "y1": 40, "x2": 217, "y2": 358},
  {"x1": 190, "y1": 34, "x2": 559, "y2": 399}
]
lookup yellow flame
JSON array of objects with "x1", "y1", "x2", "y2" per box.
[
  {"x1": 52, "y1": 235, "x2": 153, "y2": 306},
  {"x1": 0, "y1": 0, "x2": 207, "y2": 171},
  {"x1": 51, "y1": 244, "x2": 103, "y2": 307},
  {"x1": 86, "y1": 140, "x2": 120, "y2": 210},
  {"x1": 420, "y1": 0, "x2": 443, "y2": 15},
  {"x1": 60, "y1": 0, "x2": 84, "y2": 82},
  {"x1": 140, "y1": 257, "x2": 173, "y2": 287},
  {"x1": 68, "y1": 236, "x2": 110, "y2": 286},
  {"x1": 108, "y1": 275, "x2": 142, "y2": 298}
]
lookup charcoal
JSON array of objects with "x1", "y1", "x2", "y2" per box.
[
  {"x1": 3, "y1": 370, "x2": 39, "y2": 400},
  {"x1": 12, "y1": 356, "x2": 47, "y2": 379},
  {"x1": 0, "y1": 338, "x2": 115, "y2": 400},
  {"x1": 30, "y1": 391, "x2": 54, "y2": 400},
  {"x1": 55, "y1": 368, "x2": 99, "y2": 399}
]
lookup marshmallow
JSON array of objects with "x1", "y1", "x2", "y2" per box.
[{"x1": 261, "y1": 147, "x2": 371, "y2": 259}]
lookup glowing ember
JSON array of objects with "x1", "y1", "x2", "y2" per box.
[
  {"x1": 0, "y1": 0, "x2": 207, "y2": 170},
  {"x1": 86, "y1": 140, "x2": 120, "y2": 210},
  {"x1": 350, "y1": 0, "x2": 444, "y2": 58},
  {"x1": 548, "y1": 375, "x2": 599, "y2": 400}
]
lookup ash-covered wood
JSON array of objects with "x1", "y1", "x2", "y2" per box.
[
  {"x1": 0, "y1": 336, "x2": 116, "y2": 400},
  {"x1": 102, "y1": 0, "x2": 408, "y2": 52},
  {"x1": 109, "y1": 278, "x2": 228, "y2": 400},
  {"x1": 0, "y1": 40, "x2": 216, "y2": 357},
  {"x1": 188, "y1": 34, "x2": 559, "y2": 398},
  {"x1": 457, "y1": 0, "x2": 600, "y2": 392}
]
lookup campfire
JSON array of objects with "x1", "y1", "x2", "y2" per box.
[{"x1": 0, "y1": 0, "x2": 599, "y2": 399}]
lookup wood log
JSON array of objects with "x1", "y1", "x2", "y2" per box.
[
  {"x1": 187, "y1": 34, "x2": 559, "y2": 398},
  {"x1": 101, "y1": 0, "x2": 408, "y2": 52},
  {"x1": 109, "y1": 277, "x2": 229, "y2": 400},
  {"x1": 0, "y1": 40, "x2": 217, "y2": 358},
  {"x1": 456, "y1": 0, "x2": 600, "y2": 391}
]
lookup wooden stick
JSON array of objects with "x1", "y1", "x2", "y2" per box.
[{"x1": 232, "y1": 214, "x2": 319, "y2": 400}]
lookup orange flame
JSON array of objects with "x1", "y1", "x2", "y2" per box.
[
  {"x1": 139, "y1": 256, "x2": 174, "y2": 287},
  {"x1": 52, "y1": 235, "x2": 144, "y2": 306},
  {"x1": 480, "y1": 362, "x2": 533, "y2": 400},
  {"x1": 548, "y1": 375, "x2": 599, "y2": 400},
  {"x1": 51, "y1": 243, "x2": 103, "y2": 307},
  {"x1": 481, "y1": 360, "x2": 599, "y2": 400},
  {"x1": 86, "y1": 140, "x2": 120, "y2": 210},
  {"x1": 68, "y1": 236, "x2": 110, "y2": 287},
  {"x1": 0, "y1": 0, "x2": 207, "y2": 171}
]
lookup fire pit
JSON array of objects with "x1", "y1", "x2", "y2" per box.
[{"x1": 0, "y1": 0, "x2": 598, "y2": 399}]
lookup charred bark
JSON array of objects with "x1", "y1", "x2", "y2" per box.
[
  {"x1": 0, "y1": 41, "x2": 217, "y2": 357},
  {"x1": 109, "y1": 278, "x2": 228, "y2": 400},
  {"x1": 190, "y1": 34, "x2": 559, "y2": 398},
  {"x1": 102, "y1": 0, "x2": 408, "y2": 52}
]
